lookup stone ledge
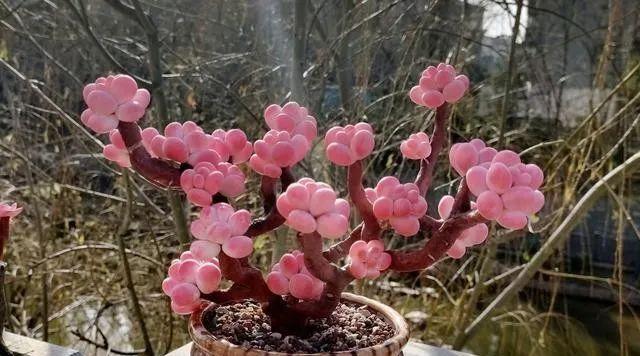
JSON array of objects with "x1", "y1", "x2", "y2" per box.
[
  {"x1": 3, "y1": 332, "x2": 82, "y2": 356},
  {"x1": 166, "y1": 341, "x2": 475, "y2": 355}
]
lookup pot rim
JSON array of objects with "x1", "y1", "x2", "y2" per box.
[{"x1": 189, "y1": 292, "x2": 410, "y2": 356}]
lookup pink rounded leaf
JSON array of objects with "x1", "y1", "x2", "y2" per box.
[
  {"x1": 289, "y1": 273, "x2": 315, "y2": 299},
  {"x1": 170, "y1": 283, "x2": 200, "y2": 306},
  {"x1": 195, "y1": 263, "x2": 222, "y2": 294},
  {"x1": 222, "y1": 236, "x2": 253, "y2": 259},
  {"x1": 286, "y1": 210, "x2": 317, "y2": 234},
  {"x1": 466, "y1": 165, "x2": 489, "y2": 196},
  {"x1": 486, "y1": 162, "x2": 513, "y2": 194},
  {"x1": 316, "y1": 213, "x2": 348, "y2": 239},
  {"x1": 266, "y1": 272, "x2": 289, "y2": 295},
  {"x1": 497, "y1": 211, "x2": 528, "y2": 230},
  {"x1": 476, "y1": 190, "x2": 504, "y2": 220},
  {"x1": 438, "y1": 195, "x2": 455, "y2": 219}
]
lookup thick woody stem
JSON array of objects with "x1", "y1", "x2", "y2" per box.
[
  {"x1": 204, "y1": 254, "x2": 275, "y2": 303},
  {"x1": 298, "y1": 232, "x2": 350, "y2": 284},
  {"x1": 323, "y1": 224, "x2": 363, "y2": 263},
  {"x1": 348, "y1": 161, "x2": 381, "y2": 241},
  {"x1": 0, "y1": 218, "x2": 8, "y2": 261},
  {"x1": 420, "y1": 215, "x2": 443, "y2": 232},
  {"x1": 246, "y1": 169, "x2": 294, "y2": 238},
  {"x1": 388, "y1": 211, "x2": 486, "y2": 272},
  {"x1": 118, "y1": 121, "x2": 183, "y2": 187},
  {"x1": 415, "y1": 104, "x2": 451, "y2": 195},
  {"x1": 290, "y1": 232, "x2": 353, "y2": 319},
  {"x1": 204, "y1": 170, "x2": 295, "y2": 305},
  {"x1": 0, "y1": 215, "x2": 8, "y2": 350},
  {"x1": 450, "y1": 177, "x2": 471, "y2": 215}
]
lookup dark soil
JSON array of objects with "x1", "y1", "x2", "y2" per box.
[{"x1": 203, "y1": 299, "x2": 395, "y2": 353}]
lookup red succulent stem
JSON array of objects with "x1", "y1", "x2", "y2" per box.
[
  {"x1": 323, "y1": 223, "x2": 363, "y2": 263},
  {"x1": 420, "y1": 215, "x2": 443, "y2": 232},
  {"x1": 117, "y1": 121, "x2": 184, "y2": 188},
  {"x1": 290, "y1": 232, "x2": 353, "y2": 319},
  {"x1": 347, "y1": 161, "x2": 375, "y2": 226},
  {"x1": 298, "y1": 232, "x2": 351, "y2": 284},
  {"x1": 204, "y1": 254, "x2": 275, "y2": 303},
  {"x1": 0, "y1": 217, "x2": 9, "y2": 261},
  {"x1": 450, "y1": 177, "x2": 471, "y2": 215},
  {"x1": 118, "y1": 122, "x2": 183, "y2": 188},
  {"x1": 415, "y1": 104, "x2": 450, "y2": 196},
  {"x1": 203, "y1": 169, "x2": 294, "y2": 311},
  {"x1": 347, "y1": 160, "x2": 381, "y2": 242},
  {"x1": 246, "y1": 169, "x2": 294, "y2": 238},
  {"x1": 388, "y1": 210, "x2": 487, "y2": 272}
]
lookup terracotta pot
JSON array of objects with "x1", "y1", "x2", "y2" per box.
[{"x1": 189, "y1": 293, "x2": 410, "y2": 356}]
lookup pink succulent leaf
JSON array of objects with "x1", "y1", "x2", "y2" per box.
[
  {"x1": 163, "y1": 251, "x2": 221, "y2": 315},
  {"x1": 180, "y1": 162, "x2": 246, "y2": 207},
  {"x1": 266, "y1": 250, "x2": 324, "y2": 300},
  {"x1": 102, "y1": 130, "x2": 131, "y2": 167},
  {"x1": 408, "y1": 63, "x2": 469, "y2": 109},
  {"x1": 348, "y1": 240, "x2": 392, "y2": 279},
  {"x1": 324, "y1": 122, "x2": 375, "y2": 166},
  {"x1": 263, "y1": 102, "x2": 317, "y2": 142},
  {"x1": 81, "y1": 75, "x2": 150, "y2": 133},
  {"x1": 368, "y1": 177, "x2": 427, "y2": 237},
  {"x1": 400, "y1": 132, "x2": 431, "y2": 160},
  {"x1": 446, "y1": 223, "x2": 489, "y2": 259},
  {"x1": 448, "y1": 139, "x2": 545, "y2": 230},
  {"x1": 276, "y1": 178, "x2": 350, "y2": 239},
  {"x1": 0, "y1": 203, "x2": 22, "y2": 218}
]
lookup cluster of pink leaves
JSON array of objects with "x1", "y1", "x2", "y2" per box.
[
  {"x1": 0, "y1": 203, "x2": 22, "y2": 218},
  {"x1": 189, "y1": 203, "x2": 253, "y2": 259},
  {"x1": 266, "y1": 251, "x2": 324, "y2": 300},
  {"x1": 276, "y1": 178, "x2": 350, "y2": 239},
  {"x1": 450, "y1": 139, "x2": 545, "y2": 230},
  {"x1": 409, "y1": 64, "x2": 469, "y2": 109},
  {"x1": 141, "y1": 122, "x2": 251, "y2": 206},
  {"x1": 323, "y1": 123, "x2": 375, "y2": 166},
  {"x1": 437, "y1": 195, "x2": 489, "y2": 258},
  {"x1": 162, "y1": 251, "x2": 221, "y2": 315},
  {"x1": 141, "y1": 122, "x2": 252, "y2": 165},
  {"x1": 180, "y1": 162, "x2": 245, "y2": 207},
  {"x1": 249, "y1": 103, "x2": 317, "y2": 178},
  {"x1": 347, "y1": 240, "x2": 392, "y2": 279},
  {"x1": 400, "y1": 132, "x2": 431, "y2": 160},
  {"x1": 365, "y1": 177, "x2": 428, "y2": 237},
  {"x1": 81, "y1": 75, "x2": 150, "y2": 133},
  {"x1": 102, "y1": 130, "x2": 130, "y2": 167}
]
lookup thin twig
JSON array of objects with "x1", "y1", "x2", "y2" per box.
[{"x1": 115, "y1": 171, "x2": 154, "y2": 356}]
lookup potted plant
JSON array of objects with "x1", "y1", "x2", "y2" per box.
[{"x1": 79, "y1": 63, "x2": 544, "y2": 355}]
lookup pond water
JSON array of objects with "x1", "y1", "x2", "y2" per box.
[{"x1": 465, "y1": 295, "x2": 640, "y2": 356}]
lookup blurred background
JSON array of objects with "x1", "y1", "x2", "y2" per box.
[{"x1": 1, "y1": 0, "x2": 639, "y2": 355}]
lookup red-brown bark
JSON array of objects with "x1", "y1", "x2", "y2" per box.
[
  {"x1": 0, "y1": 218, "x2": 9, "y2": 261},
  {"x1": 348, "y1": 161, "x2": 381, "y2": 241},
  {"x1": 246, "y1": 170, "x2": 294, "y2": 238},
  {"x1": 415, "y1": 104, "x2": 450, "y2": 195},
  {"x1": 323, "y1": 223, "x2": 363, "y2": 263},
  {"x1": 388, "y1": 211, "x2": 486, "y2": 272},
  {"x1": 118, "y1": 121, "x2": 183, "y2": 188}
]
